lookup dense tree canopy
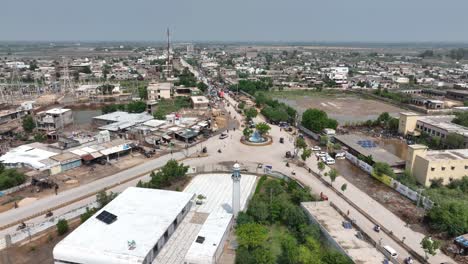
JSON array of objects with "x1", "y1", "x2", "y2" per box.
[{"x1": 301, "y1": 109, "x2": 338, "y2": 133}]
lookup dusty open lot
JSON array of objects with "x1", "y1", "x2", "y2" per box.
[{"x1": 272, "y1": 91, "x2": 402, "y2": 124}]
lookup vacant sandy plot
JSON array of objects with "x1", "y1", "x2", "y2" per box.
[{"x1": 274, "y1": 93, "x2": 402, "y2": 124}]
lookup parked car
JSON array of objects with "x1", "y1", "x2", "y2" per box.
[
  {"x1": 219, "y1": 133, "x2": 228, "y2": 139},
  {"x1": 311, "y1": 146, "x2": 321, "y2": 151},
  {"x1": 383, "y1": 245, "x2": 398, "y2": 259},
  {"x1": 335, "y1": 152, "x2": 346, "y2": 159},
  {"x1": 316, "y1": 151, "x2": 327, "y2": 157},
  {"x1": 322, "y1": 155, "x2": 335, "y2": 165}
]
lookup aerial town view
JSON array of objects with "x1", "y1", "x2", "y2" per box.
[{"x1": 0, "y1": 1, "x2": 468, "y2": 264}]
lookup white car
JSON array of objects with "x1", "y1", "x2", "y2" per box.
[
  {"x1": 316, "y1": 151, "x2": 327, "y2": 157},
  {"x1": 383, "y1": 245, "x2": 398, "y2": 259},
  {"x1": 311, "y1": 146, "x2": 321, "y2": 151},
  {"x1": 335, "y1": 152, "x2": 346, "y2": 159},
  {"x1": 322, "y1": 155, "x2": 335, "y2": 165}
]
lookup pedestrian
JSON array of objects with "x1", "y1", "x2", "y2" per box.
[{"x1": 347, "y1": 210, "x2": 350, "y2": 216}]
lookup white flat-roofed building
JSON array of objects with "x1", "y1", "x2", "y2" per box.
[
  {"x1": 183, "y1": 213, "x2": 233, "y2": 264},
  {"x1": 53, "y1": 187, "x2": 195, "y2": 264},
  {"x1": 154, "y1": 173, "x2": 257, "y2": 264}
]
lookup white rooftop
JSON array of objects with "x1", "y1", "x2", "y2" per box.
[
  {"x1": 0, "y1": 144, "x2": 59, "y2": 170},
  {"x1": 154, "y1": 173, "x2": 257, "y2": 264},
  {"x1": 419, "y1": 115, "x2": 468, "y2": 136},
  {"x1": 53, "y1": 187, "x2": 194, "y2": 264},
  {"x1": 184, "y1": 213, "x2": 232, "y2": 264},
  {"x1": 46, "y1": 108, "x2": 71, "y2": 115}
]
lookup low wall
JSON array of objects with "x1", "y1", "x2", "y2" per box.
[{"x1": 344, "y1": 152, "x2": 433, "y2": 210}]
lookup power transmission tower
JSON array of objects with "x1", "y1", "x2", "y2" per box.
[
  {"x1": 164, "y1": 28, "x2": 173, "y2": 79},
  {"x1": 61, "y1": 58, "x2": 75, "y2": 97}
]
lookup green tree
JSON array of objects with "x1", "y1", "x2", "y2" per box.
[
  {"x1": 328, "y1": 168, "x2": 338, "y2": 187},
  {"x1": 445, "y1": 133, "x2": 465, "y2": 149},
  {"x1": 421, "y1": 236, "x2": 441, "y2": 258},
  {"x1": 295, "y1": 137, "x2": 307, "y2": 150},
  {"x1": 244, "y1": 107, "x2": 258, "y2": 120},
  {"x1": 301, "y1": 148, "x2": 312, "y2": 162},
  {"x1": 0, "y1": 168, "x2": 26, "y2": 189},
  {"x1": 22, "y1": 115, "x2": 36, "y2": 133},
  {"x1": 302, "y1": 109, "x2": 338, "y2": 133},
  {"x1": 144, "y1": 159, "x2": 189, "y2": 189},
  {"x1": 236, "y1": 223, "x2": 269, "y2": 250},
  {"x1": 319, "y1": 135, "x2": 329, "y2": 147},
  {"x1": 80, "y1": 207, "x2": 98, "y2": 223},
  {"x1": 56, "y1": 219, "x2": 69, "y2": 236},
  {"x1": 372, "y1": 162, "x2": 395, "y2": 178},
  {"x1": 243, "y1": 127, "x2": 253, "y2": 138},
  {"x1": 317, "y1": 162, "x2": 325, "y2": 174},
  {"x1": 96, "y1": 190, "x2": 118, "y2": 208},
  {"x1": 341, "y1": 183, "x2": 347, "y2": 192},
  {"x1": 255, "y1": 122, "x2": 271, "y2": 135},
  {"x1": 196, "y1": 82, "x2": 208, "y2": 92},
  {"x1": 126, "y1": 101, "x2": 146, "y2": 113}
]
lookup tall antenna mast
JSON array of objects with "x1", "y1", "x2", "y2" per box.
[{"x1": 165, "y1": 27, "x2": 173, "y2": 78}]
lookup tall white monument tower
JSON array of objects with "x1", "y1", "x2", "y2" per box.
[{"x1": 232, "y1": 163, "x2": 241, "y2": 216}]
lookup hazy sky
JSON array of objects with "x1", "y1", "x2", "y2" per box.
[{"x1": 1, "y1": 0, "x2": 468, "y2": 42}]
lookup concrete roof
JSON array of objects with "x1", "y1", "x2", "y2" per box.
[
  {"x1": 46, "y1": 108, "x2": 71, "y2": 115},
  {"x1": 184, "y1": 213, "x2": 232, "y2": 264},
  {"x1": 53, "y1": 187, "x2": 195, "y2": 264},
  {"x1": 418, "y1": 115, "x2": 468, "y2": 136},
  {"x1": 302, "y1": 202, "x2": 386, "y2": 264},
  {"x1": 425, "y1": 149, "x2": 468, "y2": 161},
  {"x1": 155, "y1": 173, "x2": 257, "y2": 264}
]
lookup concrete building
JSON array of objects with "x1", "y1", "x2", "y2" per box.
[
  {"x1": 190, "y1": 96, "x2": 209, "y2": 110},
  {"x1": 53, "y1": 187, "x2": 194, "y2": 264},
  {"x1": 37, "y1": 108, "x2": 74, "y2": 131},
  {"x1": 302, "y1": 202, "x2": 385, "y2": 263},
  {"x1": 148, "y1": 82, "x2": 173, "y2": 100},
  {"x1": 398, "y1": 112, "x2": 468, "y2": 147},
  {"x1": 446, "y1": 90, "x2": 468, "y2": 101},
  {"x1": 407, "y1": 144, "x2": 468, "y2": 186}
]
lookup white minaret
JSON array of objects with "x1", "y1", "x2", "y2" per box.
[{"x1": 232, "y1": 163, "x2": 241, "y2": 217}]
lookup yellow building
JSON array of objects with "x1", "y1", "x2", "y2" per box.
[
  {"x1": 406, "y1": 144, "x2": 468, "y2": 186},
  {"x1": 398, "y1": 112, "x2": 420, "y2": 136}
]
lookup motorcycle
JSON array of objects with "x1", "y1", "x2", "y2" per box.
[
  {"x1": 404, "y1": 257, "x2": 413, "y2": 264},
  {"x1": 374, "y1": 225, "x2": 381, "y2": 232},
  {"x1": 45, "y1": 211, "x2": 53, "y2": 218},
  {"x1": 17, "y1": 222, "x2": 26, "y2": 231}
]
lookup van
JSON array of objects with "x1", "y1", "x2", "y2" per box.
[{"x1": 383, "y1": 245, "x2": 398, "y2": 259}]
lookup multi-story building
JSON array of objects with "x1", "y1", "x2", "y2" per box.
[
  {"x1": 36, "y1": 108, "x2": 74, "y2": 131},
  {"x1": 407, "y1": 144, "x2": 468, "y2": 186},
  {"x1": 147, "y1": 82, "x2": 173, "y2": 101},
  {"x1": 399, "y1": 112, "x2": 468, "y2": 147}
]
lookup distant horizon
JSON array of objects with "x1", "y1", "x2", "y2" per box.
[{"x1": 2, "y1": 0, "x2": 468, "y2": 43}]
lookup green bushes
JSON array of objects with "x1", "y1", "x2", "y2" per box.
[
  {"x1": 424, "y1": 176, "x2": 468, "y2": 236},
  {"x1": 235, "y1": 177, "x2": 351, "y2": 264},
  {"x1": 301, "y1": 109, "x2": 338, "y2": 133},
  {"x1": 56, "y1": 219, "x2": 69, "y2": 236},
  {"x1": 0, "y1": 164, "x2": 26, "y2": 190},
  {"x1": 256, "y1": 92, "x2": 297, "y2": 123},
  {"x1": 102, "y1": 100, "x2": 146, "y2": 114},
  {"x1": 137, "y1": 159, "x2": 188, "y2": 189},
  {"x1": 153, "y1": 97, "x2": 191, "y2": 120}
]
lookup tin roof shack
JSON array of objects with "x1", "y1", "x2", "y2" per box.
[
  {"x1": 0, "y1": 144, "x2": 59, "y2": 170},
  {"x1": 36, "y1": 108, "x2": 74, "y2": 131},
  {"x1": 93, "y1": 111, "x2": 154, "y2": 133},
  {"x1": 50, "y1": 152, "x2": 82, "y2": 174}
]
